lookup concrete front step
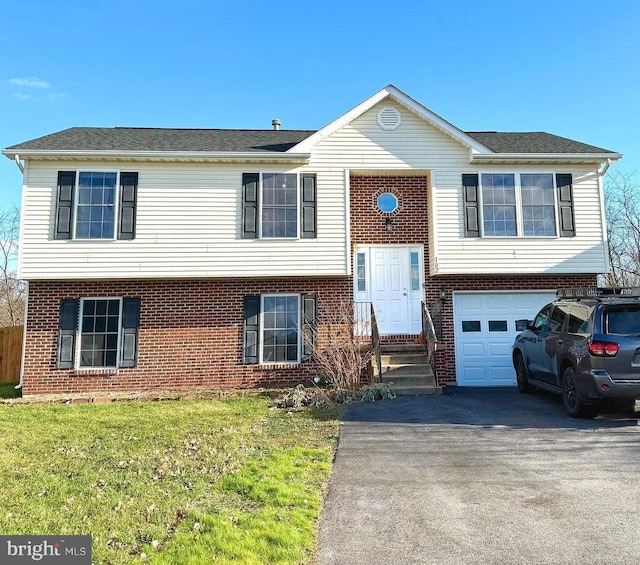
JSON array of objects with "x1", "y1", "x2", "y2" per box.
[
  {"x1": 381, "y1": 373, "x2": 437, "y2": 386},
  {"x1": 381, "y1": 353, "x2": 428, "y2": 365},
  {"x1": 377, "y1": 364, "x2": 433, "y2": 377},
  {"x1": 380, "y1": 344, "x2": 425, "y2": 354},
  {"x1": 374, "y1": 342, "x2": 438, "y2": 395},
  {"x1": 393, "y1": 384, "x2": 442, "y2": 395}
]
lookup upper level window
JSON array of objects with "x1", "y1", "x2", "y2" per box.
[
  {"x1": 76, "y1": 172, "x2": 117, "y2": 239},
  {"x1": 481, "y1": 174, "x2": 517, "y2": 236},
  {"x1": 55, "y1": 170, "x2": 138, "y2": 241},
  {"x1": 262, "y1": 173, "x2": 298, "y2": 238},
  {"x1": 520, "y1": 174, "x2": 556, "y2": 236},
  {"x1": 463, "y1": 172, "x2": 564, "y2": 238},
  {"x1": 241, "y1": 172, "x2": 317, "y2": 240}
]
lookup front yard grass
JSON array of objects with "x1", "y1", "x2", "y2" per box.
[{"x1": 0, "y1": 397, "x2": 339, "y2": 564}]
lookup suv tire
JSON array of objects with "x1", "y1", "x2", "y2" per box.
[
  {"x1": 562, "y1": 366, "x2": 598, "y2": 418},
  {"x1": 514, "y1": 353, "x2": 534, "y2": 394}
]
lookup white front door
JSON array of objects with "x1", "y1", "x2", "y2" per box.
[{"x1": 354, "y1": 246, "x2": 423, "y2": 335}]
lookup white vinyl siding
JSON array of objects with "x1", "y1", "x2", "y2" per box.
[
  {"x1": 18, "y1": 162, "x2": 348, "y2": 279},
  {"x1": 17, "y1": 100, "x2": 608, "y2": 279},
  {"x1": 432, "y1": 166, "x2": 606, "y2": 275}
]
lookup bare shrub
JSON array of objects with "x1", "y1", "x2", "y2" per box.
[{"x1": 305, "y1": 299, "x2": 373, "y2": 391}]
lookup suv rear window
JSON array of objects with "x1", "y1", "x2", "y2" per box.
[{"x1": 604, "y1": 305, "x2": 640, "y2": 335}]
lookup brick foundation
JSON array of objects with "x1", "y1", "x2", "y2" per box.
[{"x1": 23, "y1": 278, "x2": 351, "y2": 395}]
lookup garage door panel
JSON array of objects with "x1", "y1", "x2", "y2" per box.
[
  {"x1": 489, "y1": 365, "x2": 518, "y2": 385},
  {"x1": 461, "y1": 342, "x2": 485, "y2": 357},
  {"x1": 488, "y1": 341, "x2": 512, "y2": 356},
  {"x1": 460, "y1": 366, "x2": 489, "y2": 383},
  {"x1": 454, "y1": 291, "x2": 556, "y2": 387}
]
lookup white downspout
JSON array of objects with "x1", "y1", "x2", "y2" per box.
[
  {"x1": 14, "y1": 154, "x2": 26, "y2": 389},
  {"x1": 14, "y1": 154, "x2": 24, "y2": 173},
  {"x1": 15, "y1": 283, "x2": 27, "y2": 389}
]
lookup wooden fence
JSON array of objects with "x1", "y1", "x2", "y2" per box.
[{"x1": 0, "y1": 326, "x2": 23, "y2": 384}]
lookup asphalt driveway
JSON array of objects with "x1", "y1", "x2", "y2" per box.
[{"x1": 317, "y1": 388, "x2": 640, "y2": 565}]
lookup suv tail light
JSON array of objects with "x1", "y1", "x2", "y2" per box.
[{"x1": 588, "y1": 340, "x2": 620, "y2": 357}]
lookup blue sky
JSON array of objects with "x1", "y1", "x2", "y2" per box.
[{"x1": 1, "y1": 0, "x2": 638, "y2": 207}]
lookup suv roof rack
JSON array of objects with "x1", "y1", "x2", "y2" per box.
[{"x1": 556, "y1": 287, "x2": 640, "y2": 299}]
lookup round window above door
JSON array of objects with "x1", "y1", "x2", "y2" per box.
[{"x1": 376, "y1": 192, "x2": 398, "y2": 214}]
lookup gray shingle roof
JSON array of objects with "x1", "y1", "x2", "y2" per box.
[
  {"x1": 5, "y1": 127, "x2": 616, "y2": 155},
  {"x1": 465, "y1": 131, "x2": 614, "y2": 154},
  {"x1": 5, "y1": 127, "x2": 316, "y2": 153}
]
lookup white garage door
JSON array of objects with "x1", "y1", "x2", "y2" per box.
[{"x1": 453, "y1": 291, "x2": 556, "y2": 386}]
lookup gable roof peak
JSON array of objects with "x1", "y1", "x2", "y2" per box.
[{"x1": 288, "y1": 84, "x2": 492, "y2": 154}]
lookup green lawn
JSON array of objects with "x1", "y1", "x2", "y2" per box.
[{"x1": 0, "y1": 397, "x2": 339, "y2": 564}]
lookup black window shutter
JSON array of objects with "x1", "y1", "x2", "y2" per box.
[
  {"x1": 556, "y1": 174, "x2": 575, "y2": 237},
  {"x1": 301, "y1": 173, "x2": 317, "y2": 239},
  {"x1": 58, "y1": 298, "x2": 79, "y2": 369},
  {"x1": 462, "y1": 174, "x2": 480, "y2": 237},
  {"x1": 242, "y1": 173, "x2": 260, "y2": 239},
  {"x1": 301, "y1": 294, "x2": 317, "y2": 362},
  {"x1": 243, "y1": 296, "x2": 260, "y2": 364},
  {"x1": 120, "y1": 298, "x2": 141, "y2": 368},
  {"x1": 55, "y1": 171, "x2": 76, "y2": 240},
  {"x1": 118, "y1": 172, "x2": 138, "y2": 240}
]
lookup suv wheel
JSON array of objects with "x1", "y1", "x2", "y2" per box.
[
  {"x1": 562, "y1": 366, "x2": 598, "y2": 418},
  {"x1": 514, "y1": 353, "x2": 534, "y2": 394}
]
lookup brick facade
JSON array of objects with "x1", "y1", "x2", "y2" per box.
[
  {"x1": 349, "y1": 174, "x2": 599, "y2": 384},
  {"x1": 23, "y1": 278, "x2": 351, "y2": 395}
]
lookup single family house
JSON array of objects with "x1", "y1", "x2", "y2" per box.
[{"x1": 3, "y1": 85, "x2": 620, "y2": 395}]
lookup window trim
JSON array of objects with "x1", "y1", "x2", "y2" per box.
[
  {"x1": 477, "y1": 171, "x2": 560, "y2": 238},
  {"x1": 258, "y1": 171, "x2": 300, "y2": 240},
  {"x1": 77, "y1": 297, "x2": 123, "y2": 369},
  {"x1": 259, "y1": 293, "x2": 301, "y2": 364},
  {"x1": 73, "y1": 170, "x2": 121, "y2": 240}
]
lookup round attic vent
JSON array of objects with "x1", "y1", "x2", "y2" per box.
[{"x1": 377, "y1": 107, "x2": 401, "y2": 130}]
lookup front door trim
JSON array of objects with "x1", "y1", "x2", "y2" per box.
[{"x1": 354, "y1": 245, "x2": 424, "y2": 335}]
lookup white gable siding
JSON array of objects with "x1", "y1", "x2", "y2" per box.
[{"x1": 19, "y1": 161, "x2": 349, "y2": 279}]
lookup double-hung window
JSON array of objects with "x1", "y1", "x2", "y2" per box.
[
  {"x1": 262, "y1": 173, "x2": 298, "y2": 238},
  {"x1": 55, "y1": 170, "x2": 138, "y2": 240},
  {"x1": 80, "y1": 298, "x2": 121, "y2": 367},
  {"x1": 76, "y1": 172, "x2": 117, "y2": 239},
  {"x1": 243, "y1": 293, "x2": 317, "y2": 365},
  {"x1": 262, "y1": 294, "x2": 300, "y2": 363},
  {"x1": 463, "y1": 173, "x2": 574, "y2": 238},
  {"x1": 57, "y1": 297, "x2": 141, "y2": 370},
  {"x1": 241, "y1": 172, "x2": 317, "y2": 239}
]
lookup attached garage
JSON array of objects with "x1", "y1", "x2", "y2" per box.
[{"x1": 453, "y1": 291, "x2": 556, "y2": 386}]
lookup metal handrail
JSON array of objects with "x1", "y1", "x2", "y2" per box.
[
  {"x1": 370, "y1": 304, "x2": 382, "y2": 383},
  {"x1": 421, "y1": 301, "x2": 439, "y2": 387},
  {"x1": 353, "y1": 301, "x2": 382, "y2": 383}
]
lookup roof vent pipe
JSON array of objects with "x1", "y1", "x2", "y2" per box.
[{"x1": 272, "y1": 119, "x2": 281, "y2": 131}]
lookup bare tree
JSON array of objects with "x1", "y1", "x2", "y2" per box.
[
  {"x1": 602, "y1": 171, "x2": 640, "y2": 287},
  {"x1": 0, "y1": 206, "x2": 25, "y2": 326}
]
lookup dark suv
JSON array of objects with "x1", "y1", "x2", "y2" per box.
[{"x1": 512, "y1": 288, "x2": 640, "y2": 418}]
